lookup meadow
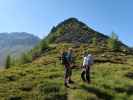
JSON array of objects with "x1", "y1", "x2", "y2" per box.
[{"x1": 0, "y1": 43, "x2": 132, "y2": 100}]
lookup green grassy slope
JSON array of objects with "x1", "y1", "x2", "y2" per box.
[{"x1": 0, "y1": 43, "x2": 133, "y2": 100}]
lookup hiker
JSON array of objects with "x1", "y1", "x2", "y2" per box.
[
  {"x1": 81, "y1": 51, "x2": 94, "y2": 83},
  {"x1": 61, "y1": 48, "x2": 75, "y2": 87},
  {"x1": 67, "y1": 48, "x2": 75, "y2": 82}
]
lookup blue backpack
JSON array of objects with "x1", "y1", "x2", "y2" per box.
[{"x1": 61, "y1": 52, "x2": 68, "y2": 64}]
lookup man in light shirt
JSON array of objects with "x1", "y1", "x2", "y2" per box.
[{"x1": 81, "y1": 51, "x2": 94, "y2": 83}]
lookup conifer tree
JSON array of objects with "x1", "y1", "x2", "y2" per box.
[
  {"x1": 21, "y1": 53, "x2": 32, "y2": 64},
  {"x1": 92, "y1": 32, "x2": 98, "y2": 46},
  {"x1": 107, "y1": 32, "x2": 119, "y2": 51},
  {"x1": 5, "y1": 55, "x2": 11, "y2": 69},
  {"x1": 40, "y1": 40, "x2": 49, "y2": 52}
]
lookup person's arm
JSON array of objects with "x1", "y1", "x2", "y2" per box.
[
  {"x1": 82, "y1": 57, "x2": 86, "y2": 67},
  {"x1": 60, "y1": 52, "x2": 65, "y2": 64}
]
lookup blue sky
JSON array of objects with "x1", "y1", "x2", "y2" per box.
[{"x1": 0, "y1": 0, "x2": 132, "y2": 46}]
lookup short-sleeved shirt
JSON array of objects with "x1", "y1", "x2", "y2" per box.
[{"x1": 83, "y1": 54, "x2": 93, "y2": 66}]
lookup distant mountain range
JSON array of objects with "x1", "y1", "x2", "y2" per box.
[{"x1": 0, "y1": 32, "x2": 40, "y2": 67}]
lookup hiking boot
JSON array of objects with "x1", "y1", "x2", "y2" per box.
[
  {"x1": 69, "y1": 80, "x2": 74, "y2": 84},
  {"x1": 82, "y1": 79, "x2": 86, "y2": 82},
  {"x1": 64, "y1": 83, "x2": 69, "y2": 88},
  {"x1": 86, "y1": 80, "x2": 91, "y2": 84}
]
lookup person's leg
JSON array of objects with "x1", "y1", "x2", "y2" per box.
[
  {"x1": 86, "y1": 66, "x2": 91, "y2": 83},
  {"x1": 64, "y1": 68, "x2": 67, "y2": 83},
  {"x1": 64, "y1": 64, "x2": 69, "y2": 87},
  {"x1": 68, "y1": 67, "x2": 74, "y2": 83},
  {"x1": 81, "y1": 69, "x2": 86, "y2": 82}
]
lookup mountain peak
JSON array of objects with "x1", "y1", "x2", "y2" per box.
[
  {"x1": 57, "y1": 17, "x2": 89, "y2": 28},
  {"x1": 63, "y1": 17, "x2": 79, "y2": 23},
  {"x1": 45, "y1": 18, "x2": 108, "y2": 44}
]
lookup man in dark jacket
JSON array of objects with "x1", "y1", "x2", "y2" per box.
[{"x1": 61, "y1": 48, "x2": 74, "y2": 87}]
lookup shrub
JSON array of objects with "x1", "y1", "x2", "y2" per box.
[
  {"x1": 39, "y1": 81, "x2": 67, "y2": 100},
  {"x1": 48, "y1": 34, "x2": 58, "y2": 43},
  {"x1": 92, "y1": 32, "x2": 98, "y2": 46},
  {"x1": 92, "y1": 37, "x2": 97, "y2": 46}
]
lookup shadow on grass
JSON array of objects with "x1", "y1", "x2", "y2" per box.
[
  {"x1": 114, "y1": 85, "x2": 133, "y2": 95},
  {"x1": 94, "y1": 59, "x2": 125, "y2": 64},
  {"x1": 125, "y1": 72, "x2": 133, "y2": 80},
  {"x1": 80, "y1": 85, "x2": 113, "y2": 100},
  {"x1": 8, "y1": 96, "x2": 22, "y2": 100}
]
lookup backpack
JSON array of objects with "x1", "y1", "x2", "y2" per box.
[
  {"x1": 61, "y1": 52, "x2": 68, "y2": 64},
  {"x1": 67, "y1": 52, "x2": 75, "y2": 64}
]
